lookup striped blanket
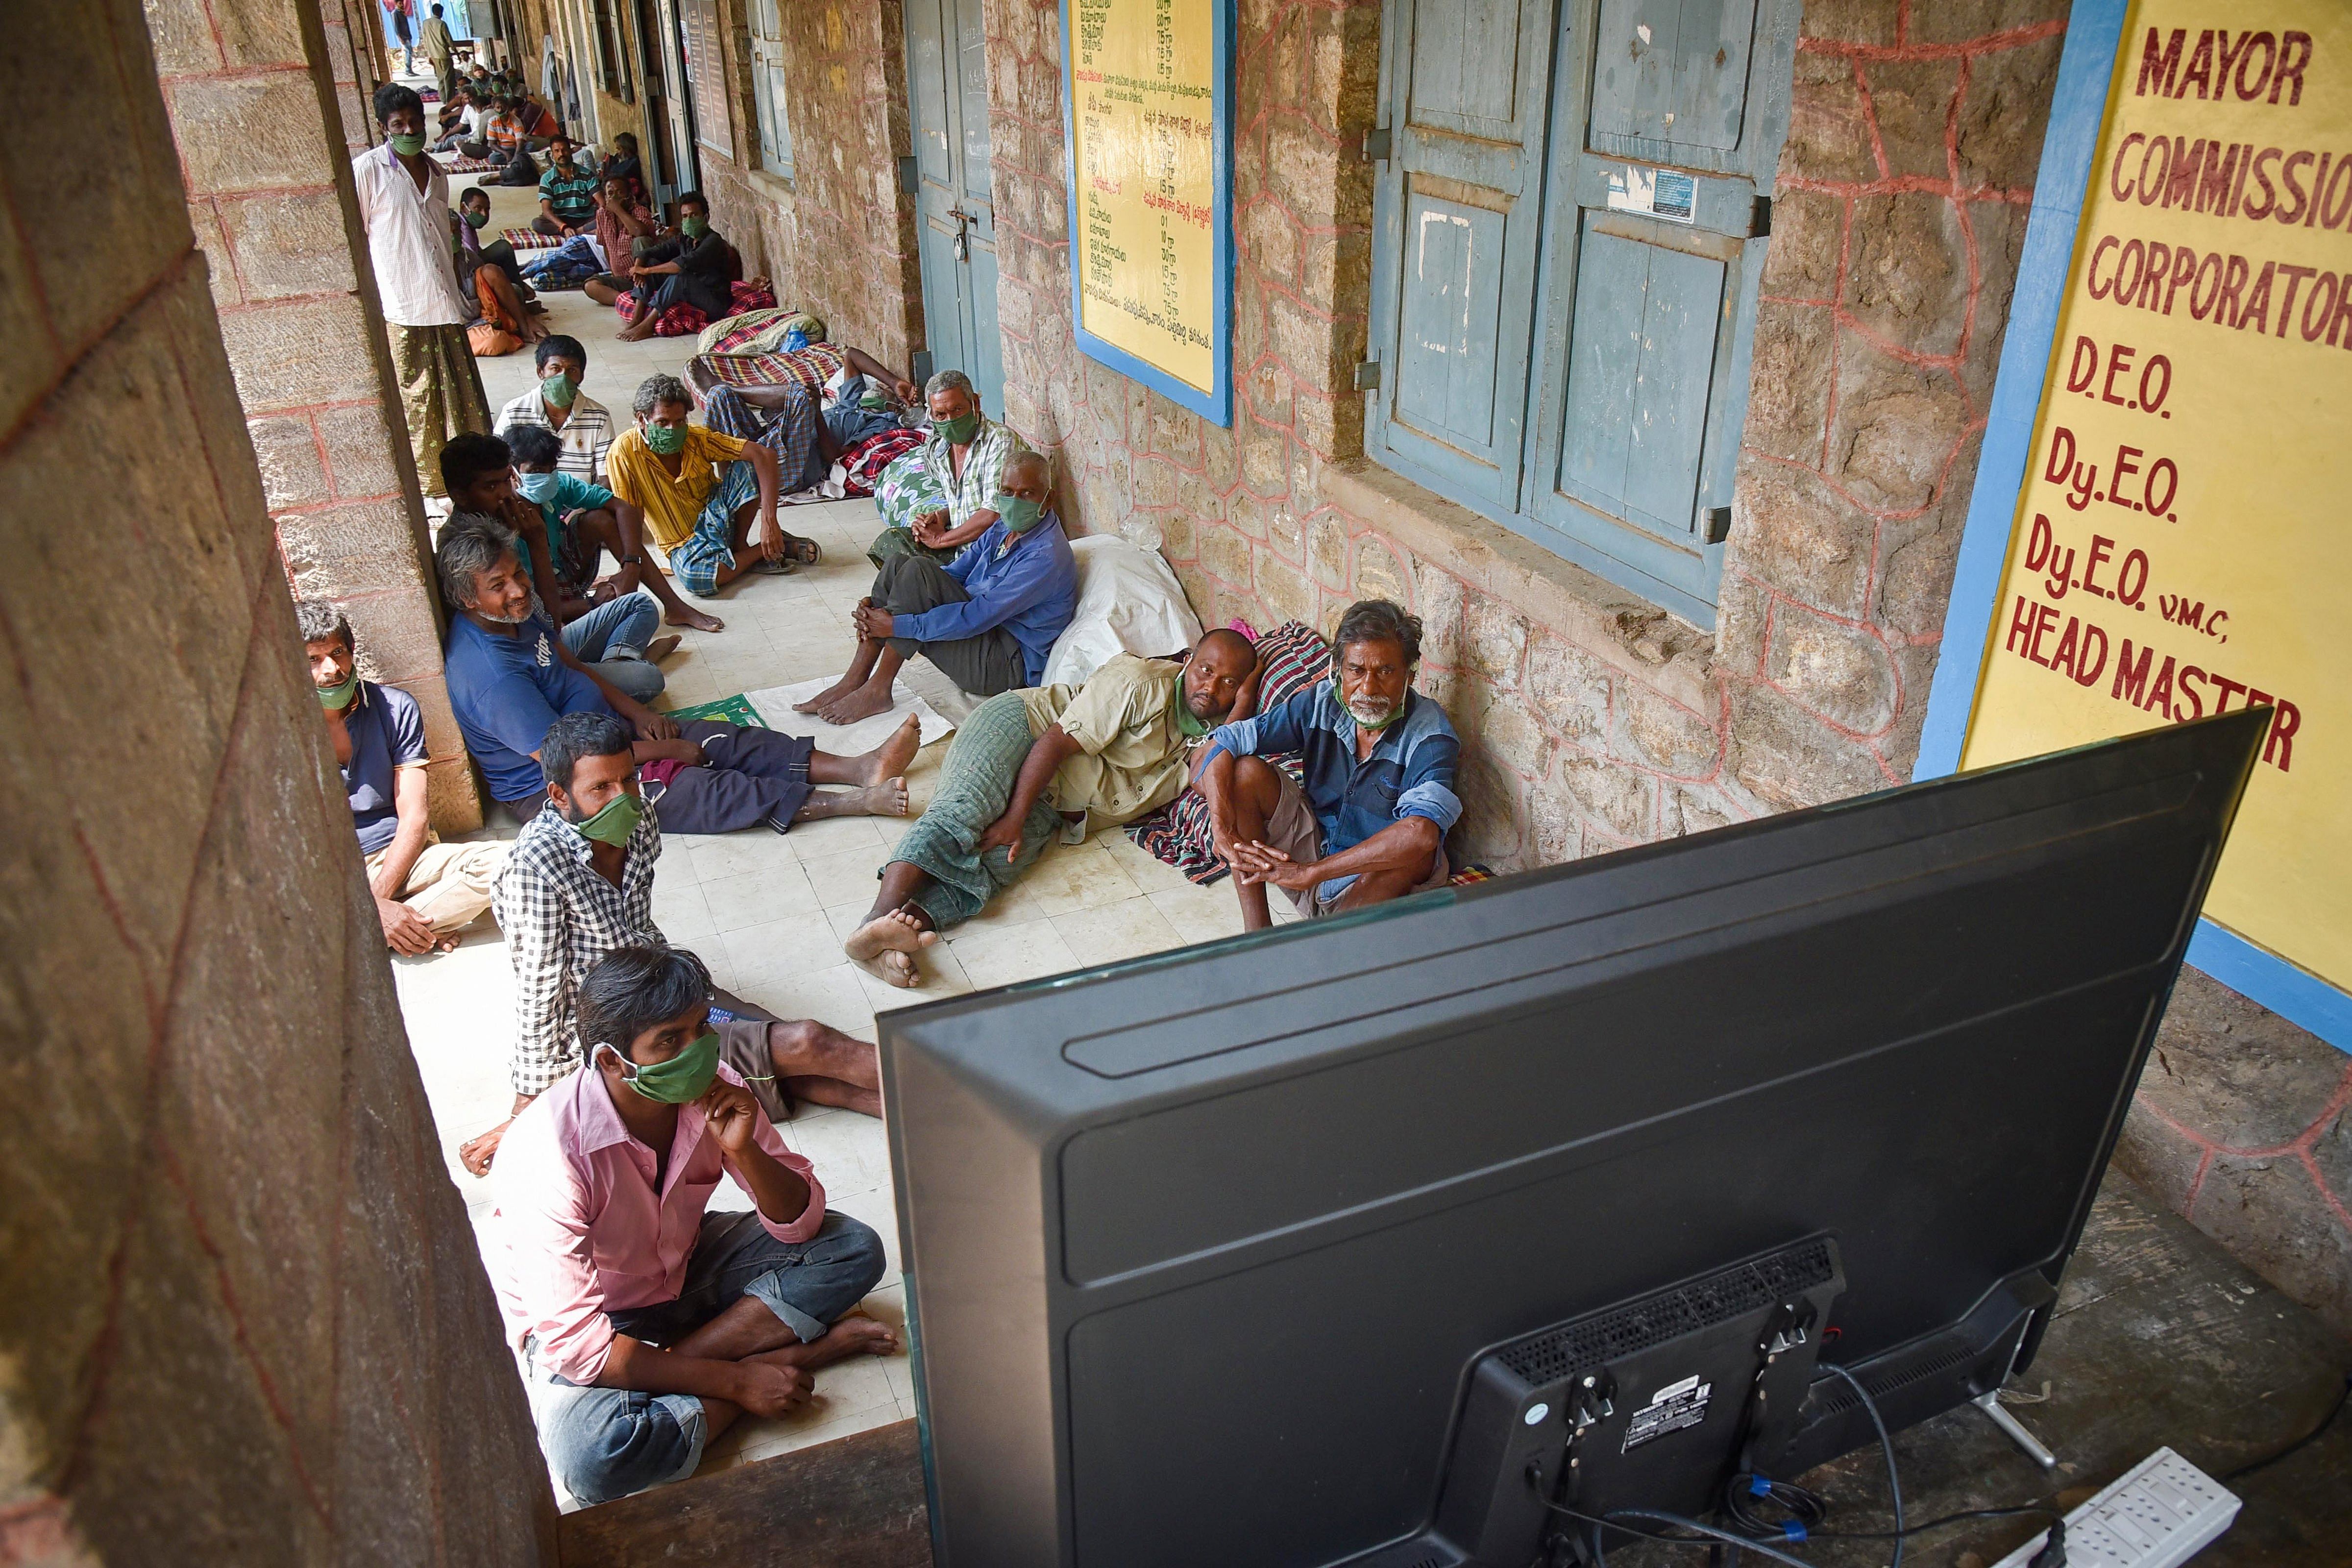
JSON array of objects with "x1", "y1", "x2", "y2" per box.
[
  {"x1": 501, "y1": 227, "x2": 561, "y2": 250},
  {"x1": 691, "y1": 343, "x2": 848, "y2": 400}
]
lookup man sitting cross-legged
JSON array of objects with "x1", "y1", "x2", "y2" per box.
[
  {"x1": 492, "y1": 943, "x2": 897, "y2": 1505},
  {"x1": 300, "y1": 598, "x2": 507, "y2": 956},
  {"x1": 463, "y1": 711, "x2": 890, "y2": 1176},
  {"x1": 441, "y1": 430, "x2": 680, "y2": 702},
  {"x1": 797, "y1": 449, "x2": 1078, "y2": 726},
  {"x1": 604, "y1": 372, "x2": 819, "y2": 598},
  {"x1": 436, "y1": 513, "x2": 916, "y2": 831},
  {"x1": 1193, "y1": 599, "x2": 1463, "y2": 931},
  {"x1": 848, "y1": 632, "x2": 1262, "y2": 986}
]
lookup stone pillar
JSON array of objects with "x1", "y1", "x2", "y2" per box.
[
  {"x1": 0, "y1": 0, "x2": 556, "y2": 1562},
  {"x1": 150, "y1": 0, "x2": 483, "y2": 830}
]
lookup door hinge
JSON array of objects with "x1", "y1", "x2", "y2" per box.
[
  {"x1": 1352, "y1": 360, "x2": 1382, "y2": 392},
  {"x1": 1749, "y1": 195, "x2": 1772, "y2": 237},
  {"x1": 1703, "y1": 505, "x2": 1733, "y2": 545},
  {"x1": 1361, "y1": 126, "x2": 1393, "y2": 163},
  {"x1": 897, "y1": 154, "x2": 919, "y2": 195}
]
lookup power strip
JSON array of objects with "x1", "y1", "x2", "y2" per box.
[{"x1": 1989, "y1": 1448, "x2": 2239, "y2": 1568}]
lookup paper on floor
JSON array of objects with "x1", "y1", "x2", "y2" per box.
[{"x1": 746, "y1": 677, "x2": 956, "y2": 754}]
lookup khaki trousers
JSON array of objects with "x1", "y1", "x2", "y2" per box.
[{"x1": 366, "y1": 839, "x2": 507, "y2": 933}]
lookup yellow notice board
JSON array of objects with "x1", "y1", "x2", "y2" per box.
[
  {"x1": 1062, "y1": 0, "x2": 1231, "y2": 422},
  {"x1": 1950, "y1": 3, "x2": 2352, "y2": 1021}
]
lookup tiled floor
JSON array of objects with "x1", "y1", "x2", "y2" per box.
[{"x1": 401, "y1": 161, "x2": 1289, "y2": 1495}]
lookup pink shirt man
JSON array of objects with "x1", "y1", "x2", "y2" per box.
[{"x1": 493, "y1": 1060, "x2": 826, "y2": 1385}]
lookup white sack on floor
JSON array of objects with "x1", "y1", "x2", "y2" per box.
[{"x1": 1039, "y1": 535, "x2": 1204, "y2": 689}]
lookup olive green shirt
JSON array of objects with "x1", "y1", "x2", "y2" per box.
[{"x1": 1017, "y1": 654, "x2": 1199, "y2": 828}]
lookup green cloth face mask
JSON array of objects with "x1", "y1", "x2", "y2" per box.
[
  {"x1": 1347, "y1": 696, "x2": 1407, "y2": 733},
  {"x1": 681, "y1": 215, "x2": 710, "y2": 239},
  {"x1": 389, "y1": 132, "x2": 426, "y2": 156},
  {"x1": 993, "y1": 491, "x2": 1045, "y2": 533},
  {"x1": 316, "y1": 670, "x2": 361, "y2": 709},
  {"x1": 540, "y1": 372, "x2": 577, "y2": 408},
  {"x1": 1170, "y1": 683, "x2": 1211, "y2": 739},
  {"x1": 567, "y1": 789, "x2": 644, "y2": 847},
  {"x1": 461, "y1": 208, "x2": 488, "y2": 229},
  {"x1": 642, "y1": 420, "x2": 687, "y2": 456},
  {"x1": 935, "y1": 411, "x2": 981, "y2": 444},
  {"x1": 606, "y1": 1031, "x2": 720, "y2": 1103}
]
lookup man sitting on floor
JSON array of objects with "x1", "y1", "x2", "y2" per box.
[
  {"x1": 608, "y1": 192, "x2": 737, "y2": 341},
  {"x1": 865, "y1": 368, "x2": 1024, "y2": 569},
  {"x1": 492, "y1": 943, "x2": 896, "y2": 1504},
  {"x1": 300, "y1": 599, "x2": 507, "y2": 956},
  {"x1": 580, "y1": 174, "x2": 660, "y2": 298},
  {"x1": 535, "y1": 134, "x2": 600, "y2": 236},
  {"x1": 436, "y1": 512, "x2": 917, "y2": 829},
  {"x1": 463, "y1": 711, "x2": 891, "y2": 1176},
  {"x1": 1193, "y1": 599, "x2": 1462, "y2": 931},
  {"x1": 502, "y1": 423, "x2": 727, "y2": 637},
  {"x1": 848, "y1": 633, "x2": 1262, "y2": 987},
  {"x1": 495, "y1": 332, "x2": 618, "y2": 484},
  {"x1": 604, "y1": 372, "x2": 816, "y2": 598},
  {"x1": 797, "y1": 449, "x2": 1078, "y2": 725},
  {"x1": 441, "y1": 431, "x2": 678, "y2": 701}
]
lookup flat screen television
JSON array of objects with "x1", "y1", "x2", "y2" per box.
[{"x1": 882, "y1": 709, "x2": 2266, "y2": 1568}]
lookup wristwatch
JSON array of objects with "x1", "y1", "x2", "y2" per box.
[{"x1": 623, "y1": 553, "x2": 644, "y2": 564}]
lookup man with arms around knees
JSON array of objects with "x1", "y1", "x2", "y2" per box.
[
  {"x1": 798, "y1": 450, "x2": 1078, "y2": 726},
  {"x1": 466, "y1": 715, "x2": 893, "y2": 1175},
  {"x1": 300, "y1": 599, "x2": 506, "y2": 956},
  {"x1": 441, "y1": 431, "x2": 678, "y2": 702},
  {"x1": 496, "y1": 332, "x2": 617, "y2": 484},
  {"x1": 503, "y1": 423, "x2": 726, "y2": 638},
  {"x1": 492, "y1": 943, "x2": 896, "y2": 1503},
  {"x1": 352, "y1": 82, "x2": 489, "y2": 499},
  {"x1": 612, "y1": 191, "x2": 736, "y2": 340},
  {"x1": 436, "y1": 514, "x2": 916, "y2": 831},
  {"x1": 849, "y1": 632, "x2": 1262, "y2": 986},
  {"x1": 1193, "y1": 600, "x2": 1461, "y2": 931},
  {"x1": 866, "y1": 368, "x2": 1024, "y2": 569},
  {"x1": 604, "y1": 373, "x2": 818, "y2": 597}
]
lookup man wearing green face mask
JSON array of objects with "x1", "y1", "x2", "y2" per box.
[
  {"x1": 868, "y1": 367, "x2": 1026, "y2": 569},
  {"x1": 490, "y1": 945, "x2": 897, "y2": 1506},
  {"x1": 617, "y1": 192, "x2": 738, "y2": 343},
  {"x1": 353, "y1": 81, "x2": 490, "y2": 499},
  {"x1": 799, "y1": 448, "x2": 1080, "y2": 725},
  {"x1": 494, "y1": 333, "x2": 618, "y2": 484}
]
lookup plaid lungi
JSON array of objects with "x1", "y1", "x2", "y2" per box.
[
  {"x1": 888, "y1": 691, "x2": 1065, "y2": 930},
  {"x1": 663, "y1": 459, "x2": 762, "y2": 597}
]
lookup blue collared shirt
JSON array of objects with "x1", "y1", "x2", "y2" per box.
[
  {"x1": 1207, "y1": 680, "x2": 1463, "y2": 857},
  {"x1": 894, "y1": 513, "x2": 1078, "y2": 686},
  {"x1": 444, "y1": 610, "x2": 613, "y2": 803}
]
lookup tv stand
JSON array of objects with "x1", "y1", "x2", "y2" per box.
[{"x1": 1972, "y1": 1392, "x2": 2058, "y2": 1469}]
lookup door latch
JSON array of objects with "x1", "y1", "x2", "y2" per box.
[{"x1": 949, "y1": 206, "x2": 971, "y2": 263}]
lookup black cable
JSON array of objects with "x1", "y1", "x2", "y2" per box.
[
  {"x1": 1541, "y1": 1500, "x2": 1814, "y2": 1568},
  {"x1": 1821, "y1": 1363, "x2": 1904, "y2": 1568},
  {"x1": 1723, "y1": 1470, "x2": 1827, "y2": 1539},
  {"x1": 1804, "y1": 1502, "x2": 2065, "y2": 1540},
  {"x1": 2220, "y1": 1371, "x2": 2352, "y2": 1483}
]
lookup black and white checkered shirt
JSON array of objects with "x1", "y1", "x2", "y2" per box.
[{"x1": 492, "y1": 801, "x2": 666, "y2": 1097}]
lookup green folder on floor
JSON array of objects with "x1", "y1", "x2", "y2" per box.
[{"x1": 661, "y1": 693, "x2": 765, "y2": 728}]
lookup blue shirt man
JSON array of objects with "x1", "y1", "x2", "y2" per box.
[
  {"x1": 1196, "y1": 600, "x2": 1461, "y2": 928},
  {"x1": 898, "y1": 513, "x2": 1078, "y2": 687},
  {"x1": 444, "y1": 607, "x2": 608, "y2": 805}
]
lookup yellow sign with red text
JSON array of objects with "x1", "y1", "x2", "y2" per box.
[{"x1": 1962, "y1": 6, "x2": 2352, "y2": 990}]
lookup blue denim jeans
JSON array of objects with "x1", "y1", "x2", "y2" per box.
[
  {"x1": 529, "y1": 1210, "x2": 887, "y2": 1505},
  {"x1": 561, "y1": 589, "x2": 664, "y2": 702}
]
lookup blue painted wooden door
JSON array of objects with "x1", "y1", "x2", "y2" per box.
[
  {"x1": 907, "y1": 0, "x2": 1005, "y2": 417},
  {"x1": 1366, "y1": 0, "x2": 1561, "y2": 510},
  {"x1": 1521, "y1": 0, "x2": 1792, "y2": 625}
]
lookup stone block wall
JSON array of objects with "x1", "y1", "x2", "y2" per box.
[
  {"x1": 151, "y1": 0, "x2": 481, "y2": 831},
  {"x1": 0, "y1": 0, "x2": 558, "y2": 1560}
]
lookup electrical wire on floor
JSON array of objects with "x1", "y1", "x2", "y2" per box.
[{"x1": 2219, "y1": 1371, "x2": 2351, "y2": 1483}]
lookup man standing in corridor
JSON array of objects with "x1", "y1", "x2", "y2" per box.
[{"x1": 354, "y1": 81, "x2": 490, "y2": 500}]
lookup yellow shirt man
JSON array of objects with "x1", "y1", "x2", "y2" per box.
[{"x1": 603, "y1": 423, "x2": 749, "y2": 551}]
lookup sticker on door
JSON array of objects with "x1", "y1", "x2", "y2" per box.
[{"x1": 1605, "y1": 166, "x2": 1696, "y2": 225}]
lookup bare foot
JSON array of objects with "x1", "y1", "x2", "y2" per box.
[
  {"x1": 797, "y1": 779, "x2": 908, "y2": 820},
  {"x1": 794, "y1": 673, "x2": 862, "y2": 714},
  {"x1": 758, "y1": 1314, "x2": 900, "y2": 1372},
  {"x1": 642, "y1": 633, "x2": 682, "y2": 662},
  {"x1": 846, "y1": 907, "x2": 934, "y2": 988},
  {"x1": 816, "y1": 679, "x2": 895, "y2": 726},
  {"x1": 666, "y1": 605, "x2": 725, "y2": 633},
  {"x1": 856, "y1": 714, "x2": 922, "y2": 784}
]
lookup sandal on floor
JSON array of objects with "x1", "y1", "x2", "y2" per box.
[{"x1": 784, "y1": 535, "x2": 820, "y2": 565}]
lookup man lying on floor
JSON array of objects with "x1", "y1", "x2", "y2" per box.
[
  {"x1": 492, "y1": 943, "x2": 896, "y2": 1505},
  {"x1": 435, "y1": 512, "x2": 917, "y2": 829},
  {"x1": 604, "y1": 372, "x2": 818, "y2": 597},
  {"x1": 300, "y1": 598, "x2": 507, "y2": 956},
  {"x1": 847, "y1": 632, "x2": 1261, "y2": 987},
  {"x1": 796, "y1": 449, "x2": 1078, "y2": 726},
  {"x1": 462, "y1": 710, "x2": 889, "y2": 1176},
  {"x1": 1193, "y1": 598, "x2": 1462, "y2": 931}
]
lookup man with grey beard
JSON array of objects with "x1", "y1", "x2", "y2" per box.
[{"x1": 1189, "y1": 599, "x2": 1462, "y2": 931}]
